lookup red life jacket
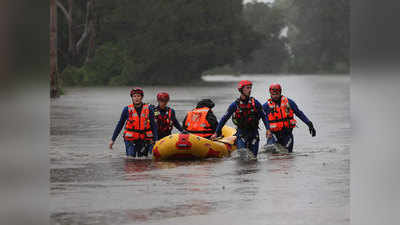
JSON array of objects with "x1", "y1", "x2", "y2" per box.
[
  {"x1": 123, "y1": 104, "x2": 154, "y2": 141},
  {"x1": 232, "y1": 97, "x2": 259, "y2": 130},
  {"x1": 267, "y1": 96, "x2": 297, "y2": 132},
  {"x1": 184, "y1": 107, "x2": 214, "y2": 138},
  {"x1": 154, "y1": 106, "x2": 173, "y2": 135}
]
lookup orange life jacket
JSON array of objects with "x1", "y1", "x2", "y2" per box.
[
  {"x1": 267, "y1": 96, "x2": 297, "y2": 132},
  {"x1": 124, "y1": 104, "x2": 154, "y2": 141},
  {"x1": 184, "y1": 107, "x2": 214, "y2": 138}
]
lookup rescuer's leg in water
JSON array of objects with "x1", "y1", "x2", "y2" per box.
[
  {"x1": 124, "y1": 140, "x2": 136, "y2": 157},
  {"x1": 236, "y1": 131, "x2": 260, "y2": 157},
  {"x1": 263, "y1": 83, "x2": 316, "y2": 153}
]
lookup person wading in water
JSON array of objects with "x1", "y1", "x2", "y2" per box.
[
  {"x1": 109, "y1": 87, "x2": 158, "y2": 157},
  {"x1": 211, "y1": 80, "x2": 271, "y2": 157},
  {"x1": 263, "y1": 83, "x2": 316, "y2": 153}
]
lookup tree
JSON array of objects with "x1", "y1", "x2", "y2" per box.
[
  {"x1": 64, "y1": 0, "x2": 261, "y2": 85},
  {"x1": 275, "y1": 0, "x2": 350, "y2": 73},
  {"x1": 233, "y1": 2, "x2": 289, "y2": 73},
  {"x1": 56, "y1": 0, "x2": 96, "y2": 68},
  {"x1": 50, "y1": 0, "x2": 59, "y2": 97}
]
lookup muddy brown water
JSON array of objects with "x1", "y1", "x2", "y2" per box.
[{"x1": 50, "y1": 75, "x2": 350, "y2": 225}]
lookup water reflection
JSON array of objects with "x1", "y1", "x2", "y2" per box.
[{"x1": 51, "y1": 200, "x2": 215, "y2": 224}]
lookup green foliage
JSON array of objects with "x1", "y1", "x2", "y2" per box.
[
  {"x1": 232, "y1": 2, "x2": 290, "y2": 73},
  {"x1": 108, "y1": 75, "x2": 126, "y2": 86},
  {"x1": 58, "y1": 0, "x2": 350, "y2": 87},
  {"x1": 61, "y1": 43, "x2": 121, "y2": 86},
  {"x1": 61, "y1": 66, "x2": 85, "y2": 86},
  {"x1": 59, "y1": 0, "x2": 261, "y2": 85},
  {"x1": 57, "y1": 0, "x2": 95, "y2": 71},
  {"x1": 275, "y1": 0, "x2": 349, "y2": 73},
  {"x1": 86, "y1": 43, "x2": 124, "y2": 77}
]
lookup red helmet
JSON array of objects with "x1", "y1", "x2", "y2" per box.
[
  {"x1": 269, "y1": 83, "x2": 282, "y2": 94},
  {"x1": 130, "y1": 87, "x2": 144, "y2": 97},
  {"x1": 157, "y1": 92, "x2": 170, "y2": 101},
  {"x1": 237, "y1": 80, "x2": 252, "y2": 92}
]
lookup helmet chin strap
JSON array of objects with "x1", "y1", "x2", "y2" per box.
[
  {"x1": 240, "y1": 92, "x2": 250, "y2": 101},
  {"x1": 271, "y1": 94, "x2": 281, "y2": 102},
  {"x1": 133, "y1": 101, "x2": 143, "y2": 107}
]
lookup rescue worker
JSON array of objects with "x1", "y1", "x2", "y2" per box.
[
  {"x1": 210, "y1": 80, "x2": 271, "y2": 157},
  {"x1": 109, "y1": 87, "x2": 158, "y2": 157},
  {"x1": 182, "y1": 99, "x2": 218, "y2": 139},
  {"x1": 263, "y1": 83, "x2": 316, "y2": 153},
  {"x1": 152, "y1": 92, "x2": 183, "y2": 140}
]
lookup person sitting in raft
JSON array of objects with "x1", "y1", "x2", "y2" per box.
[
  {"x1": 109, "y1": 87, "x2": 158, "y2": 157},
  {"x1": 210, "y1": 80, "x2": 272, "y2": 157},
  {"x1": 151, "y1": 92, "x2": 183, "y2": 140},
  {"x1": 263, "y1": 83, "x2": 316, "y2": 153},
  {"x1": 182, "y1": 99, "x2": 218, "y2": 139}
]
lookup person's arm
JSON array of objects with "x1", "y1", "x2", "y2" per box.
[
  {"x1": 149, "y1": 107, "x2": 158, "y2": 141},
  {"x1": 206, "y1": 110, "x2": 218, "y2": 133},
  {"x1": 182, "y1": 115, "x2": 188, "y2": 131},
  {"x1": 171, "y1": 109, "x2": 183, "y2": 132},
  {"x1": 262, "y1": 102, "x2": 273, "y2": 138},
  {"x1": 288, "y1": 98, "x2": 311, "y2": 125},
  {"x1": 109, "y1": 106, "x2": 128, "y2": 149},
  {"x1": 111, "y1": 106, "x2": 128, "y2": 142},
  {"x1": 214, "y1": 102, "x2": 236, "y2": 136},
  {"x1": 288, "y1": 98, "x2": 315, "y2": 136},
  {"x1": 255, "y1": 99, "x2": 270, "y2": 130},
  {"x1": 262, "y1": 102, "x2": 270, "y2": 117}
]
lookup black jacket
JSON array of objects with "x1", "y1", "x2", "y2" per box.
[{"x1": 182, "y1": 99, "x2": 218, "y2": 133}]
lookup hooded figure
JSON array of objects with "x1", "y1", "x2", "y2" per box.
[
  {"x1": 196, "y1": 98, "x2": 215, "y2": 109},
  {"x1": 182, "y1": 99, "x2": 218, "y2": 138}
]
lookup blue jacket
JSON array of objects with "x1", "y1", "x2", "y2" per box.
[
  {"x1": 111, "y1": 104, "x2": 158, "y2": 141},
  {"x1": 215, "y1": 97, "x2": 270, "y2": 137},
  {"x1": 262, "y1": 97, "x2": 312, "y2": 127}
]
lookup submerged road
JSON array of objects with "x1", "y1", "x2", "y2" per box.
[{"x1": 50, "y1": 75, "x2": 350, "y2": 225}]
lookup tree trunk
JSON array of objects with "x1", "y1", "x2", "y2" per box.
[
  {"x1": 57, "y1": 0, "x2": 93, "y2": 67},
  {"x1": 56, "y1": 0, "x2": 76, "y2": 65},
  {"x1": 67, "y1": 0, "x2": 74, "y2": 61},
  {"x1": 76, "y1": 0, "x2": 92, "y2": 53},
  {"x1": 50, "y1": 0, "x2": 59, "y2": 98},
  {"x1": 85, "y1": 0, "x2": 96, "y2": 64}
]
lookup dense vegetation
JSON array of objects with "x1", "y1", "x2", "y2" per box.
[
  {"x1": 274, "y1": 0, "x2": 349, "y2": 73},
  {"x1": 52, "y1": 0, "x2": 349, "y2": 89}
]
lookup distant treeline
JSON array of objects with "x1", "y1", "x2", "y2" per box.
[
  {"x1": 54, "y1": 0, "x2": 349, "y2": 87},
  {"x1": 210, "y1": 0, "x2": 349, "y2": 74}
]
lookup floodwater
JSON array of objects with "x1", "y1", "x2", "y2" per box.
[{"x1": 50, "y1": 75, "x2": 350, "y2": 225}]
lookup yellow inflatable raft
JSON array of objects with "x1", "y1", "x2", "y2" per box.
[{"x1": 152, "y1": 126, "x2": 237, "y2": 160}]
